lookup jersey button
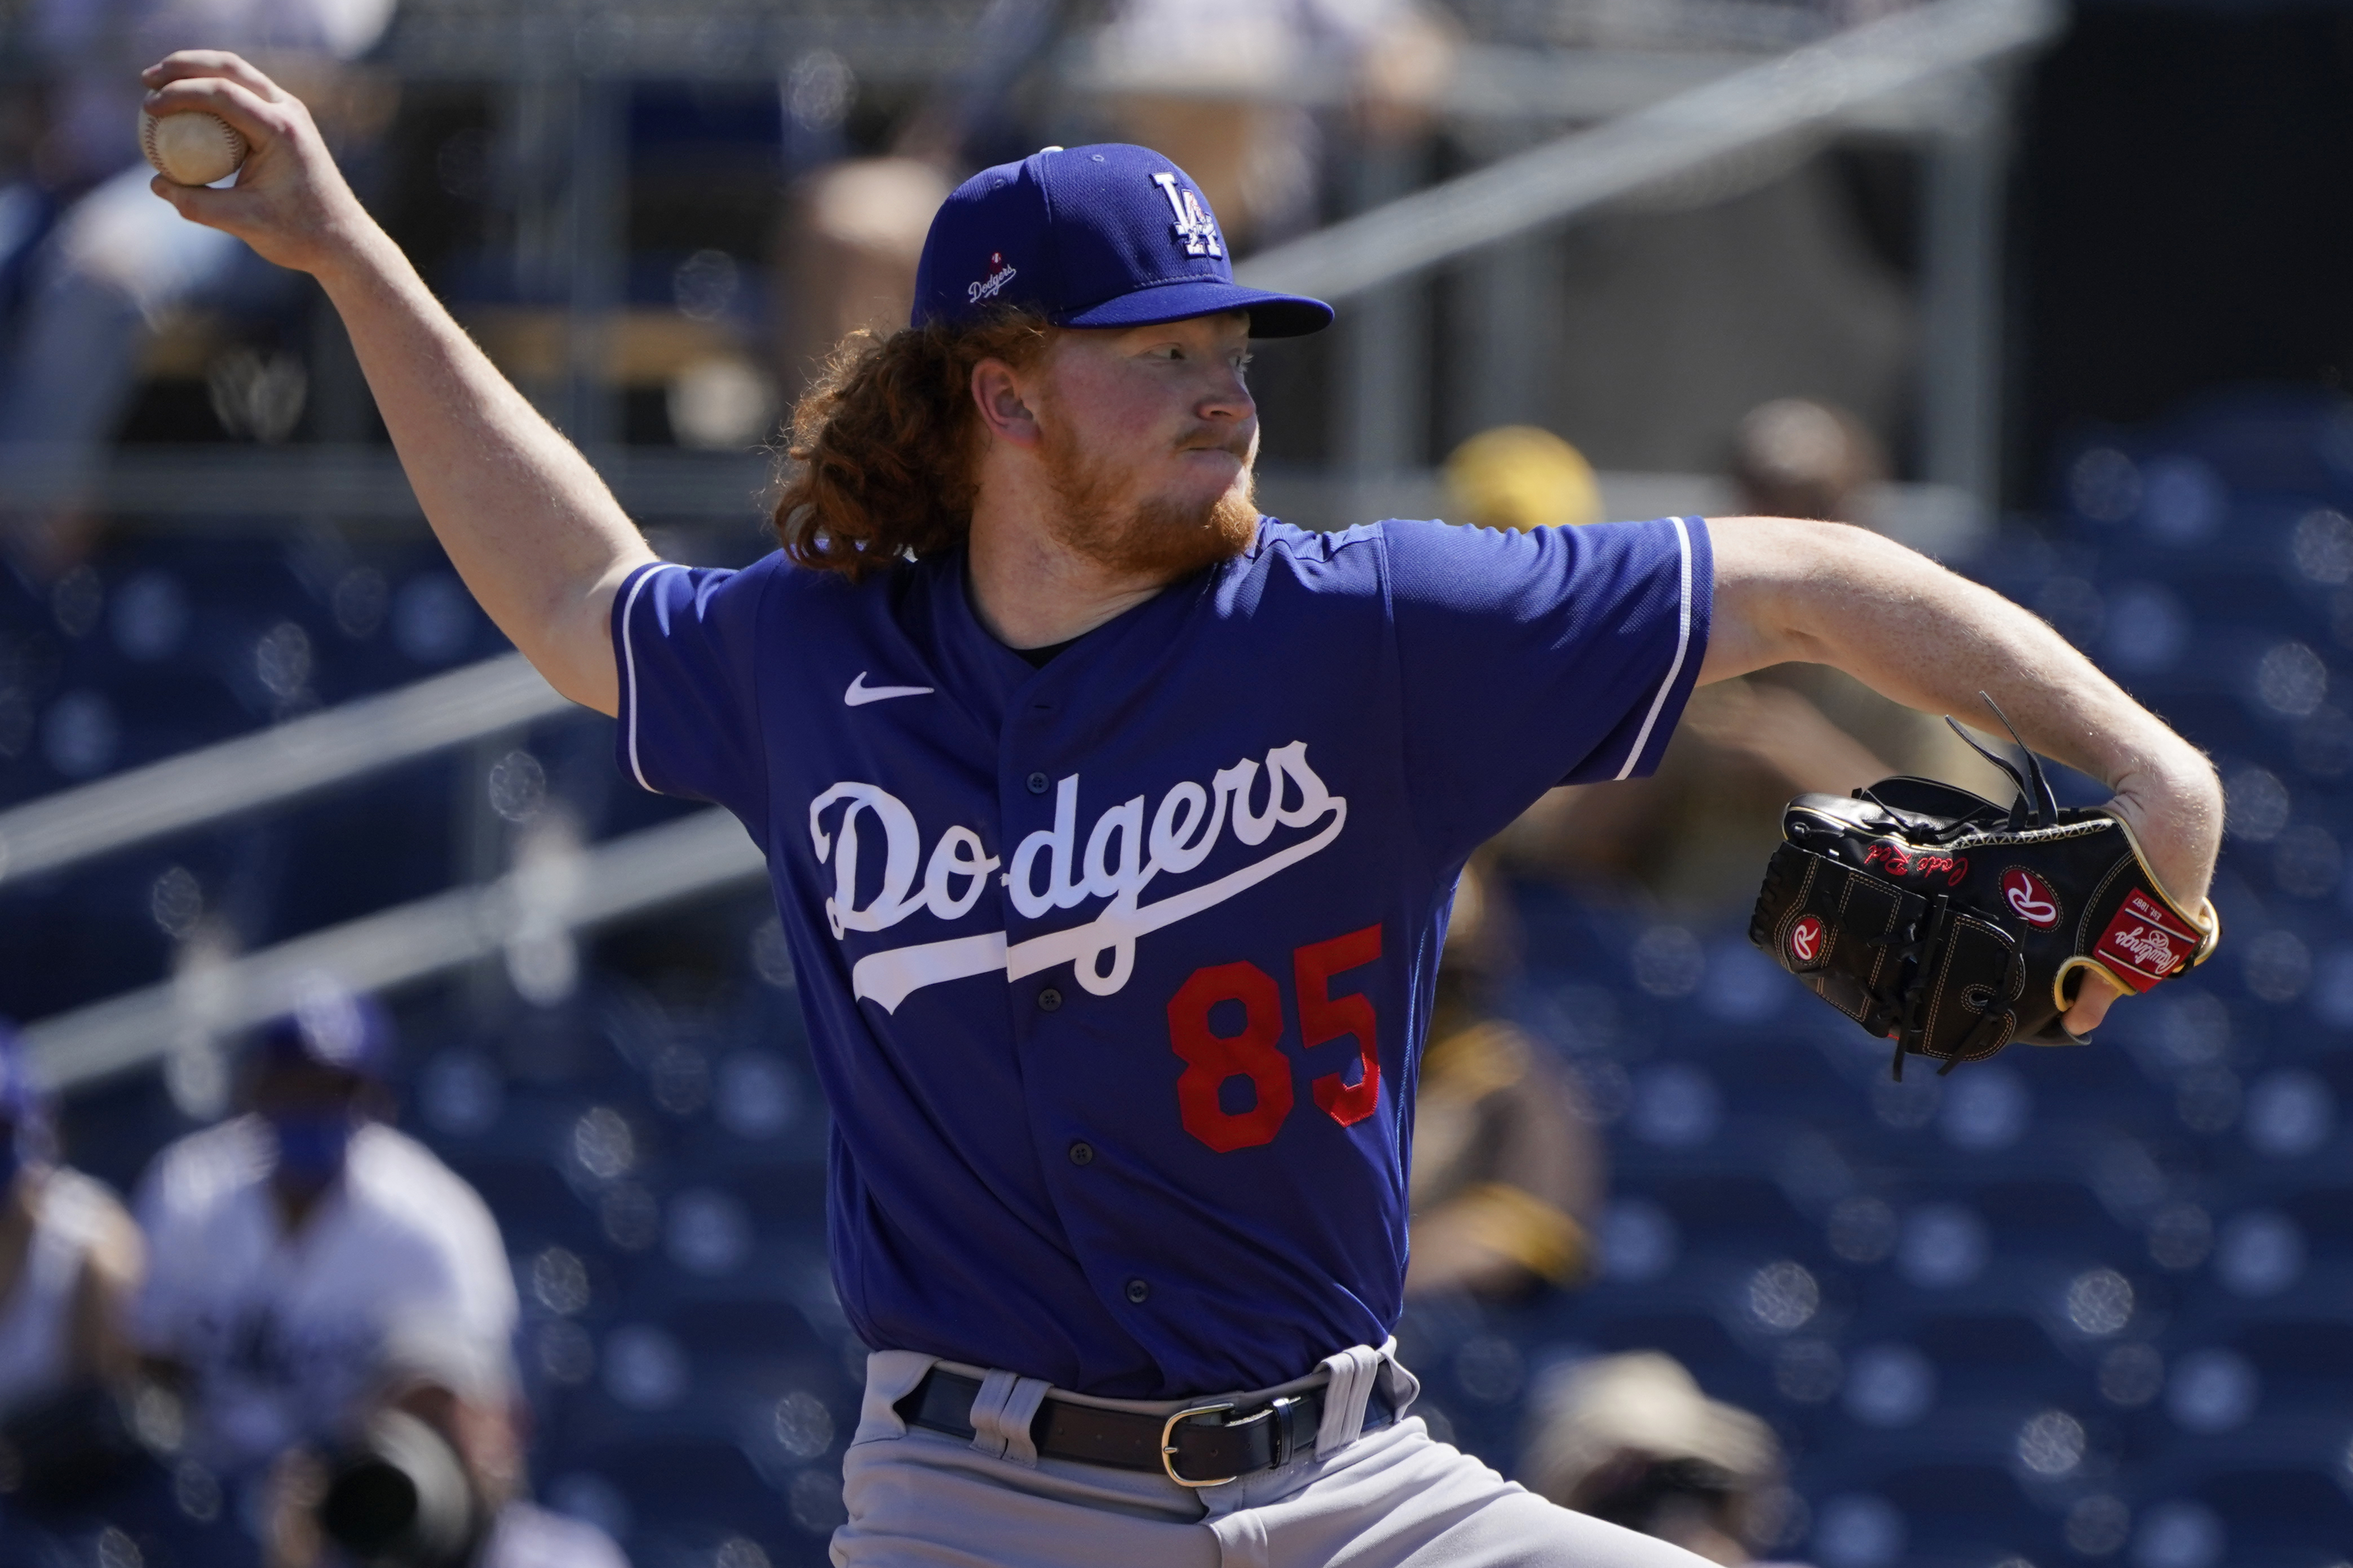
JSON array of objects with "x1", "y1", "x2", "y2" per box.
[
  {"x1": 1026, "y1": 771, "x2": 1050, "y2": 794},
  {"x1": 1125, "y1": 1278, "x2": 1150, "y2": 1304},
  {"x1": 1068, "y1": 1141, "x2": 1094, "y2": 1166},
  {"x1": 1037, "y1": 986, "x2": 1064, "y2": 1012}
]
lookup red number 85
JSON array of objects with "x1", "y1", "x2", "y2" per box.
[{"x1": 1165, "y1": 924, "x2": 1382, "y2": 1153}]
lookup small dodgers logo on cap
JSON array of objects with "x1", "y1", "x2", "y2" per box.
[{"x1": 970, "y1": 251, "x2": 1018, "y2": 304}]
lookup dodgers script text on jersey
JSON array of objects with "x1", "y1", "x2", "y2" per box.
[{"x1": 615, "y1": 516, "x2": 1710, "y2": 1398}]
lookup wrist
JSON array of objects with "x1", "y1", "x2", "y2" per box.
[
  {"x1": 299, "y1": 191, "x2": 403, "y2": 288},
  {"x1": 2107, "y1": 745, "x2": 2223, "y2": 906}
]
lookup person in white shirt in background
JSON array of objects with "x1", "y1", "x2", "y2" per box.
[
  {"x1": 131, "y1": 990, "x2": 517, "y2": 1536},
  {"x1": 0, "y1": 1022, "x2": 147, "y2": 1511}
]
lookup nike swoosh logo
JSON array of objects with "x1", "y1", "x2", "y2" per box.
[{"x1": 844, "y1": 671, "x2": 935, "y2": 707}]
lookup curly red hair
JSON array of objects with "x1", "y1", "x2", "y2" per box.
[{"x1": 772, "y1": 311, "x2": 1054, "y2": 579}]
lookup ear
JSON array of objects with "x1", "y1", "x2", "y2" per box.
[{"x1": 971, "y1": 357, "x2": 1045, "y2": 450}]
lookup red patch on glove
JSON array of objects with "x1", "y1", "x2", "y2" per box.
[{"x1": 2091, "y1": 889, "x2": 2201, "y2": 992}]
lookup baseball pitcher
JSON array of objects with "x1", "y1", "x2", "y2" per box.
[{"x1": 136, "y1": 50, "x2": 2222, "y2": 1567}]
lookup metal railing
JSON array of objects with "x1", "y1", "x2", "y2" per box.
[
  {"x1": 23, "y1": 807, "x2": 765, "y2": 1090},
  {"x1": 1237, "y1": 0, "x2": 2060, "y2": 303},
  {"x1": 0, "y1": 654, "x2": 570, "y2": 889}
]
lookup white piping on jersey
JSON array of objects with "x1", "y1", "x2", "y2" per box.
[
  {"x1": 620, "y1": 564, "x2": 689, "y2": 794},
  {"x1": 848, "y1": 795, "x2": 1348, "y2": 1013},
  {"x1": 1613, "y1": 515, "x2": 1693, "y2": 782}
]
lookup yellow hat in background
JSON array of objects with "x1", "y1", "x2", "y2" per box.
[{"x1": 1443, "y1": 425, "x2": 1602, "y2": 531}]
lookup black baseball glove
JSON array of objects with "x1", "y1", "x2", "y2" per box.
[{"x1": 1748, "y1": 703, "x2": 2218, "y2": 1078}]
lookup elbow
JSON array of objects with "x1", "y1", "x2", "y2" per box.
[
  {"x1": 1705, "y1": 515, "x2": 1904, "y2": 674},
  {"x1": 549, "y1": 660, "x2": 622, "y2": 719},
  {"x1": 532, "y1": 581, "x2": 631, "y2": 717},
  {"x1": 511, "y1": 627, "x2": 621, "y2": 719}
]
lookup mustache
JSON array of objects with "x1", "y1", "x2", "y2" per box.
[{"x1": 1175, "y1": 424, "x2": 1256, "y2": 460}]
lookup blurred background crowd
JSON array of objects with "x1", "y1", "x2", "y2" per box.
[{"x1": 2, "y1": 0, "x2": 2352, "y2": 1565}]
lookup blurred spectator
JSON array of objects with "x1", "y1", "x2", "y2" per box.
[
  {"x1": 0, "y1": 1022, "x2": 147, "y2": 1509},
  {"x1": 772, "y1": 158, "x2": 952, "y2": 399},
  {"x1": 1522, "y1": 1352, "x2": 1797, "y2": 1567},
  {"x1": 1492, "y1": 398, "x2": 2009, "y2": 912},
  {"x1": 268, "y1": 1318, "x2": 626, "y2": 1568},
  {"x1": 1410, "y1": 462, "x2": 1611, "y2": 1301},
  {"x1": 768, "y1": 0, "x2": 1054, "y2": 403},
  {"x1": 1094, "y1": 0, "x2": 1453, "y2": 246},
  {"x1": 1729, "y1": 395, "x2": 2015, "y2": 820},
  {"x1": 1492, "y1": 674, "x2": 1893, "y2": 909},
  {"x1": 130, "y1": 992, "x2": 516, "y2": 1500},
  {"x1": 1727, "y1": 397, "x2": 1885, "y2": 524},
  {"x1": 0, "y1": 0, "x2": 399, "y2": 576},
  {"x1": 1443, "y1": 425, "x2": 1604, "y2": 532},
  {"x1": 1407, "y1": 860, "x2": 1601, "y2": 1300},
  {"x1": 766, "y1": 0, "x2": 1448, "y2": 406}
]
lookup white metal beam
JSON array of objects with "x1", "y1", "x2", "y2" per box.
[
  {"x1": 1233, "y1": 0, "x2": 2064, "y2": 305},
  {"x1": 23, "y1": 807, "x2": 767, "y2": 1091},
  {"x1": 0, "y1": 445, "x2": 775, "y2": 520},
  {"x1": 0, "y1": 653, "x2": 573, "y2": 888}
]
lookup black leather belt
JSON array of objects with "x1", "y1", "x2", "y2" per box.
[{"x1": 894, "y1": 1367, "x2": 1394, "y2": 1488}]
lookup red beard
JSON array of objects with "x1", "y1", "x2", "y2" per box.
[{"x1": 1038, "y1": 413, "x2": 1260, "y2": 580}]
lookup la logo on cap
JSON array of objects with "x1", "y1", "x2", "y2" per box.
[{"x1": 1149, "y1": 172, "x2": 1222, "y2": 259}]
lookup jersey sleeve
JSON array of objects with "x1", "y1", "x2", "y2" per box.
[
  {"x1": 611, "y1": 557, "x2": 777, "y2": 841},
  {"x1": 1384, "y1": 516, "x2": 1711, "y2": 862}
]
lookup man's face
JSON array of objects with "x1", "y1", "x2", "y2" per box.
[
  {"x1": 1029, "y1": 311, "x2": 1261, "y2": 578},
  {"x1": 250, "y1": 1061, "x2": 369, "y2": 1191}
]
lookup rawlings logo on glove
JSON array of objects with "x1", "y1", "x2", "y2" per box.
[{"x1": 1748, "y1": 699, "x2": 2218, "y2": 1078}]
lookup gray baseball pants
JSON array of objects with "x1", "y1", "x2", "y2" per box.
[{"x1": 830, "y1": 1347, "x2": 1713, "y2": 1567}]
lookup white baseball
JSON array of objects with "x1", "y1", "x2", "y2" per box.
[{"x1": 139, "y1": 109, "x2": 248, "y2": 187}]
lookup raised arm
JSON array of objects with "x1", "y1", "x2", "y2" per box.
[
  {"x1": 1701, "y1": 515, "x2": 2225, "y2": 1034},
  {"x1": 141, "y1": 51, "x2": 656, "y2": 715}
]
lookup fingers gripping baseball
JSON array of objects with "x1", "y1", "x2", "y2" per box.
[
  {"x1": 138, "y1": 52, "x2": 370, "y2": 277},
  {"x1": 145, "y1": 50, "x2": 294, "y2": 102}
]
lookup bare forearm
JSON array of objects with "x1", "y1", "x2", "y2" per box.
[
  {"x1": 1703, "y1": 517, "x2": 2223, "y2": 905},
  {"x1": 316, "y1": 231, "x2": 652, "y2": 712}
]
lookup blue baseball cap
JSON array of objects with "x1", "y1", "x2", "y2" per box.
[
  {"x1": 912, "y1": 144, "x2": 1332, "y2": 338},
  {"x1": 254, "y1": 985, "x2": 395, "y2": 1082}
]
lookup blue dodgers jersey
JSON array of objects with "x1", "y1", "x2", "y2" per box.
[{"x1": 613, "y1": 516, "x2": 1710, "y2": 1398}]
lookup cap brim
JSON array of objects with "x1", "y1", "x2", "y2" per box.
[{"x1": 1058, "y1": 278, "x2": 1333, "y2": 338}]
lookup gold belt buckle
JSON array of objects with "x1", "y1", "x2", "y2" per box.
[{"x1": 1159, "y1": 1402, "x2": 1238, "y2": 1488}]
